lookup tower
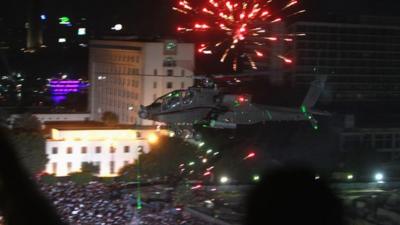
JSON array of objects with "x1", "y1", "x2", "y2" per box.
[{"x1": 26, "y1": 0, "x2": 43, "y2": 52}]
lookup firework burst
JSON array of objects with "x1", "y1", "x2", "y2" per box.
[{"x1": 173, "y1": 0, "x2": 306, "y2": 71}]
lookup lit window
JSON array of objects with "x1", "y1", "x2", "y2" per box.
[
  {"x1": 124, "y1": 146, "x2": 130, "y2": 153},
  {"x1": 52, "y1": 162, "x2": 57, "y2": 174},
  {"x1": 94, "y1": 161, "x2": 101, "y2": 171},
  {"x1": 67, "y1": 162, "x2": 72, "y2": 173},
  {"x1": 58, "y1": 38, "x2": 66, "y2": 43},
  {"x1": 110, "y1": 146, "x2": 116, "y2": 153},
  {"x1": 163, "y1": 57, "x2": 177, "y2": 67},
  {"x1": 110, "y1": 161, "x2": 115, "y2": 174},
  {"x1": 96, "y1": 146, "x2": 101, "y2": 153},
  {"x1": 167, "y1": 69, "x2": 173, "y2": 76},
  {"x1": 78, "y1": 28, "x2": 86, "y2": 35},
  {"x1": 167, "y1": 82, "x2": 173, "y2": 89},
  {"x1": 67, "y1": 147, "x2": 73, "y2": 154},
  {"x1": 52, "y1": 147, "x2": 58, "y2": 154},
  {"x1": 81, "y1": 147, "x2": 87, "y2": 154}
]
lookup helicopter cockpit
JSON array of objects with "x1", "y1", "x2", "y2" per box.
[{"x1": 153, "y1": 90, "x2": 194, "y2": 111}]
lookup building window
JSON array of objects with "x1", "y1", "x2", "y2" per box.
[
  {"x1": 110, "y1": 161, "x2": 115, "y2": 174},
  {"x1": 52, "y1": 162, "x2": 57, "y2": 174},
  {"x1": 110, "y1": 146, "x2": 116, "y2": 153},
  {"x1": 136, "y1": 132, "x2": 141, "y2": 138},
  {"x1": 181, "y1": 70, "x2": 185, "y2": 76},
  {"x1": 67, "y1": 147, "x2": 73, "y2": 154},
  {"x1": 124, "y1": 146, "x2": 130, "y2": 153},
  {"x1": 167, "y1": 69, "x2": 173, "y2": 76},
  {"x1": 153, "y1": 82, "x2": 157, "y2": 88},
  {"x1": 94, "y1": 161, "x2": 101, "y2": 171},
  {"x1": 163, "y1": 57, "x2": 177, "y2": 67},
  {"x1": 67, "y1": 162, "x2": 72, "y2": 173},
  {"x1": 96, "y1": 146, "x2": 101, "y2": 153},
  {"x1": 81, "y1": 147, "x2": 87, "y2": 154},
  {"x1": 181, "y1": 82, "x2": 185, "y2": 89},
  {"x1": 124, "y1": 161, "x2": 129, "y2": 166},
  {"x1": 154, "y1": 69, "x2": 158, "y2": 75},
  {"x1": 52, "y1": 147, "x2": 58, "y2": 154},
  {"x1": 167, "y1": 82, "x2": 173, "y2": 89}
]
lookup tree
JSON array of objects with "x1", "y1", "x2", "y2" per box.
[
  {"x1": 12, "y1": 113, "x2": 41, "y2": 132},
  {"x1": 11, "y1": 132, "x2": 48, "y2": 175},
  {"x1": 101, "y1": 111, "x2": 119, "y2": 126},
  {"x1": 81, "y1": 162, "x2": 100, "y2": 175},
  {"x1": 118, "y1": 163, "x2": 136, "y2": 181},
  {"x1": 68, "y1": 172, "x2": 96, "y2": 184},
  {"x1": 118, "y1": 137, "x2": 198, "y2": 181}
]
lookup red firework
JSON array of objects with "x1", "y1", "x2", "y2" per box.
[{"x1": 173, "y1": 0, "x2": 306, "y2": 71}]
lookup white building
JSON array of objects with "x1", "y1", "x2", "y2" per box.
[
  {"x1": 45, "y1": 126, "x2": 161, "y2": 177},
  {"x1": 89, "y1": 39, "x2": 195, "y2": 125},
  {"x1": 9, "y1": 113, "x2": 90, "y2": 124}
]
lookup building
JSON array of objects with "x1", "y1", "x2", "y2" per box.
[
  {"x1": 26, "y1": 0, "x2": 43, "y2": 51},
  {"x1": 338, "y1": 114, "x2": 400, "y2": 175},
  {"x1": 288, "y1": 16, "x2": 400, "y2": 103},
  {"x1": 45, "y1": 124, "x2": 161, "y2": 177},
  {"x1": 88, "y1": 39, "x2": 194, "y2": 125},
  {"x1": 8, "y1": 113, "x2": 90, "y2": 126}
]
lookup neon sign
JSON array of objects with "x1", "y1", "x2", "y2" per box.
[{"x1": 49, "y1": 79, "x2": 88, "y2": 104}]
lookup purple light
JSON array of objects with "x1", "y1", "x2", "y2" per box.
[{"x1": 49, "y1": 79, "x2": 88, "y2": 104}]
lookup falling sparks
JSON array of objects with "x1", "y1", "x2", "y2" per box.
[
  {"x1": 278, "y1": 54, "x2": 293, "y2": 64},
  {"x1": 174, "y1": 0, "x2": 304, "y2": 71}
]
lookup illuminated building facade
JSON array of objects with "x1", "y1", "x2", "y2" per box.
[
  {"x1": 288, "y1": 16, "x2": 400, "y2": 103},
  {"x1": 45, "y1": 126, "x2": 160, "y2": 177},
  {"x1": 89, "y1": 39, "x2": 194, "y2": 125}
]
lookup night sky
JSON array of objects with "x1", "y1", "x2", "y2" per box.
[{"x1": 2, "y1": 0, "x2": 400, "y2": 36}]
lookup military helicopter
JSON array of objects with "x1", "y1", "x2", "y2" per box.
[{"x1": 139, "y1": 75, "x2": 329, "y2": 139}]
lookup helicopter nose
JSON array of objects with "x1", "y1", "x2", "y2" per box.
[{"x1": 138, "y1": 105, "x2": 149, "y2": 119}]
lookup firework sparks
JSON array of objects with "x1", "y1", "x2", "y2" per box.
[{"x1": 174, "y1": 0, "x2": 304, "y2": 70}]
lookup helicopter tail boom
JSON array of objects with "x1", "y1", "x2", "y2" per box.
[{"x1": 301, "y1": 75, "x2": 327, "y2": 109}]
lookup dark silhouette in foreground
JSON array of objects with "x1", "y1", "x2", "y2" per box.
[
  {"x1": 245, "y1": 166, "x2": 345, "y2": 225},
  {"x1": 0, "y1": 129, "x2": 66, "y2": 225}
]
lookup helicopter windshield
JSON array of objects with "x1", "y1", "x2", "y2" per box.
[{"x1": 157, "y1": 90, "x2": 194, "y2": 111}]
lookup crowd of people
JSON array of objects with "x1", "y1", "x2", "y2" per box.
[
  {"x1": 40, "y1": 181, "x2": 133, "y2": 225},
  {"x1": 132, "y1": 203, "x2": 210, "y2": 225},
  {"x1": 37, "y1": 181, "x2": 211, "y2": 225},
  {"x1": 0, "y1": 181, "x2": 214, "y2": 225}
]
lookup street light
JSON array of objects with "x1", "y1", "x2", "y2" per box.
[
  {"x1": 253, "y1": 175, "x2": 260, "y2": 182},
  {"x1": 111, "y1": 24, "x2": 123, "y2": 31},
  {"x1": 147, "y1": 133, "x2": 158, "y2": 144},
  {"x1": 220, "y1": 176, "x2": 229, "y2": 184},
  {"x1": 374, "y1": 172, "x2": 384, "y2": 183},
  {"x1": 347, "y1": 174, "x2": 354, "y2": 180}
]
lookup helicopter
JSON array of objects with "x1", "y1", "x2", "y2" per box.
[{"x1": 139, "y1": 75, "x2": 329, "y2": 139}]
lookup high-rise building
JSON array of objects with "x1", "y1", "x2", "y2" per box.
[
  {"x1": 26, "y1": 0, "x2": 43, "y2": 51},
  {"x1": 288, "y1": 16, "x2": 400, "y2": 103},
  {"x1": 89, "y1": 39, "x2": 194, "y2": 125}
]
